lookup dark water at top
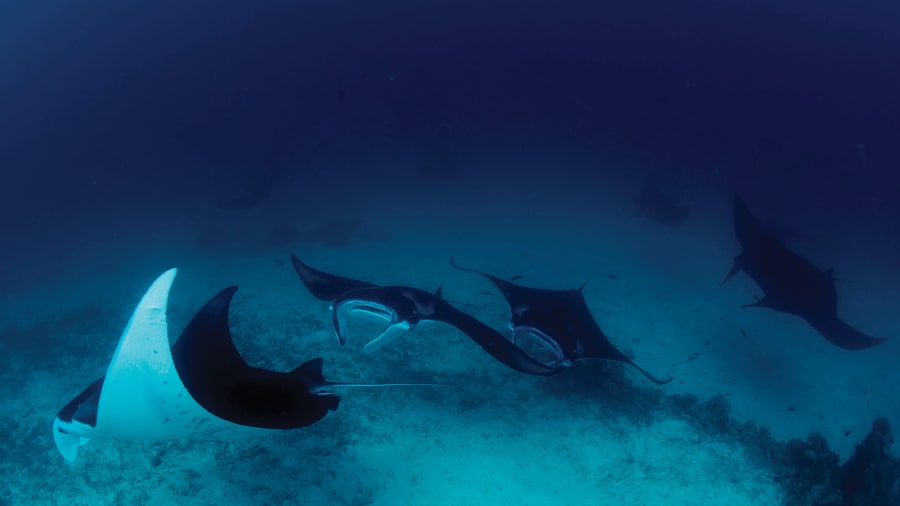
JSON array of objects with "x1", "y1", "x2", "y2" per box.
[{"x1": 2, "y1": 1, "x2": 899, "y2": 252}]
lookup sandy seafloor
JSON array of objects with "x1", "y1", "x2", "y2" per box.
[{"x1": 1, "y1": 156, "x2": 898, "y2": 505}]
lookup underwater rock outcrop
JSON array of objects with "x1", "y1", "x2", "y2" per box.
[{"x1": 839, "y1": 418, "x2": 896, "y2": 506}]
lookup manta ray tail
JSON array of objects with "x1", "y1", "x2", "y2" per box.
[
  {"x1": 803, "y1": 316, "x2": 887, "y2": 351},
  {"x1": 310, "y1": 382, "x2": 446, "y2": 393},
  {"x1": 301, "y1": 358, "x2": 444, "y2": 392}
]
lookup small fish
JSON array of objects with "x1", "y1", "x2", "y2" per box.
[{"x1": 510, "y1": 275, "x2": 523, "y2": 281}]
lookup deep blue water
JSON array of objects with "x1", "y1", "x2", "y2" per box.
[
  {"x1": 3, "y1": 1, "x2": 900, "y2": 248},
  {"x1": 2, "y1": 1, "x2": 900, "y2": 504}
]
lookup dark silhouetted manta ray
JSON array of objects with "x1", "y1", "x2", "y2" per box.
[
  {"x1": 450, "y1": 259, "x2": 673, "y2": 385},
  {"x1": 633, "y1": 181, "x2": 691, "y2": 227},
  {"x1": 723, "y1": 193, "x2": 887, "y2": 350}
]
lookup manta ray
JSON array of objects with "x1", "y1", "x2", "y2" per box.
[
  {"x1": 450, "y1": 259, "x2": 673, "y2": 385},
  {"x1": 292, "y1": 254, "x2": 672, "y2": 384},
  {"x1": 723, "y1": 193, "x2": 886, "y2": 350},
  {"x1": 291, "y1": 254, "x2": 559, "y2": 376},
  {"x1": 53, "y1": 269, "x2": 420, "y2": 462},
  {"x1": 633, "y1": 182, "x2": 691, "y2": 227}
]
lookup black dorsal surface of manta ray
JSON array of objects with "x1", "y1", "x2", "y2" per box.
[
  {"x1": 450, "y1": 259, "x2": 673, "y2": 385},
  {"x1": 169, "y1": 285, "x2": 340, "y2": 429},
  {"x1": 291, "y1": 253, "x2": 377, "y2": 301},
  {"x1": 53, "y1": 269, "x2": 341, "y2": 462},
  {"x1": 723, "y1": 193, "x2": 886, "y2": 350},
  {"x1": 291, "y1": 254, "x2": 560, "y2": 376}
]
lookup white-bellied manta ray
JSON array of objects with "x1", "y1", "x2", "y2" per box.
[
  {"x1": 53, "y1": 268, "x2": 425, "y2": 462},
  {"x1": 723, "y1": 193, "x2": 887, "y2": 350},
  {"x1": 450, "y1": 259, "x2": 673, "y2": 385},
  {"x1": 291, "y1": 254, "x2": 560, "y2": 376}
]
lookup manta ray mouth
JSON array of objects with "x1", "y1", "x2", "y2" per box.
[
  {"x1": 510, "y1": 326, "x2": 569, "y2": 368},
  {"x1": 331, "y1": 300, "x2": 406, "y2": 352}
]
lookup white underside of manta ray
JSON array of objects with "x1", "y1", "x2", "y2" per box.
[
  {"x1": 53, "y1": 269, "x2": 261, "y2": 462},
  {"x1": 54, "y1": 268, "x2": 436, "y2": 462}
]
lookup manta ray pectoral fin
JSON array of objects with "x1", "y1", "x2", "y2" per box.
[
  {"x1": 740, "y1": 295, "x2": 773, "y2": 310},
  {"x1": 586, "y1": 352, "x2": 674, "y2": 385},
  {"x1": 52, "y1": 419, "x2": 88, "y2": 463},
  {"x1": 90, "y1": 269, "x2": 180, "y2": 441},
  {"x1": 630, "y1": 364, "x2": 674, "y2": 385},
  {"x1": 53, "y1": 268, "x2": 182, "y2": 461},
  {"x1": 721, "y1": 257, "x2": 743, "y2": 284},
  {"x1": 804, "y1": 316, "x2": 888, "y2": 351},
  {"x1": 579, "y1": 355, "x2": 673, "y2": 385},
  {"x1": 291, "y1": 254, "x2": 376, "y2": 301},
  {"x1": 292, "y1": 358, "x2": 327, "y2": 381}
]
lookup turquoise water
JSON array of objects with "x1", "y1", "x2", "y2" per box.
[
  {"x1": 3, "y1": 155, "x2": 898, "y2": 504},
  {"x1": 2, "y1": 2, "x2": 899, "y2": 504}
]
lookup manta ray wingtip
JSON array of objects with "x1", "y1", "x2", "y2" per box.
[
  {"x1": 449, "y1": 257, "x2": 488, "y2": 278},
  {"x1": 654, "y1": 375, "x2": 675, "y2": 385},
  {"x1": 805, "y1": 317, "x2": 889, "y2": 350},
  {"x1": 52, "y1": 418, "x2": 84, "y2": 463},
  {"x1": 721, "y1": 258, "x2": 742, "y2": 285},
  {"x1": 450, "y1": 256, "x2": 477, "y2": 272},
  {"x1": 449, "y1": 257, "x2": 478, "y2": 274},
  {"x1": 290, "y1": 253, "x2": 306, "y2": 271},
  {"x1": 633, "y1": 365, "x2": 674, "y2": 385}
]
